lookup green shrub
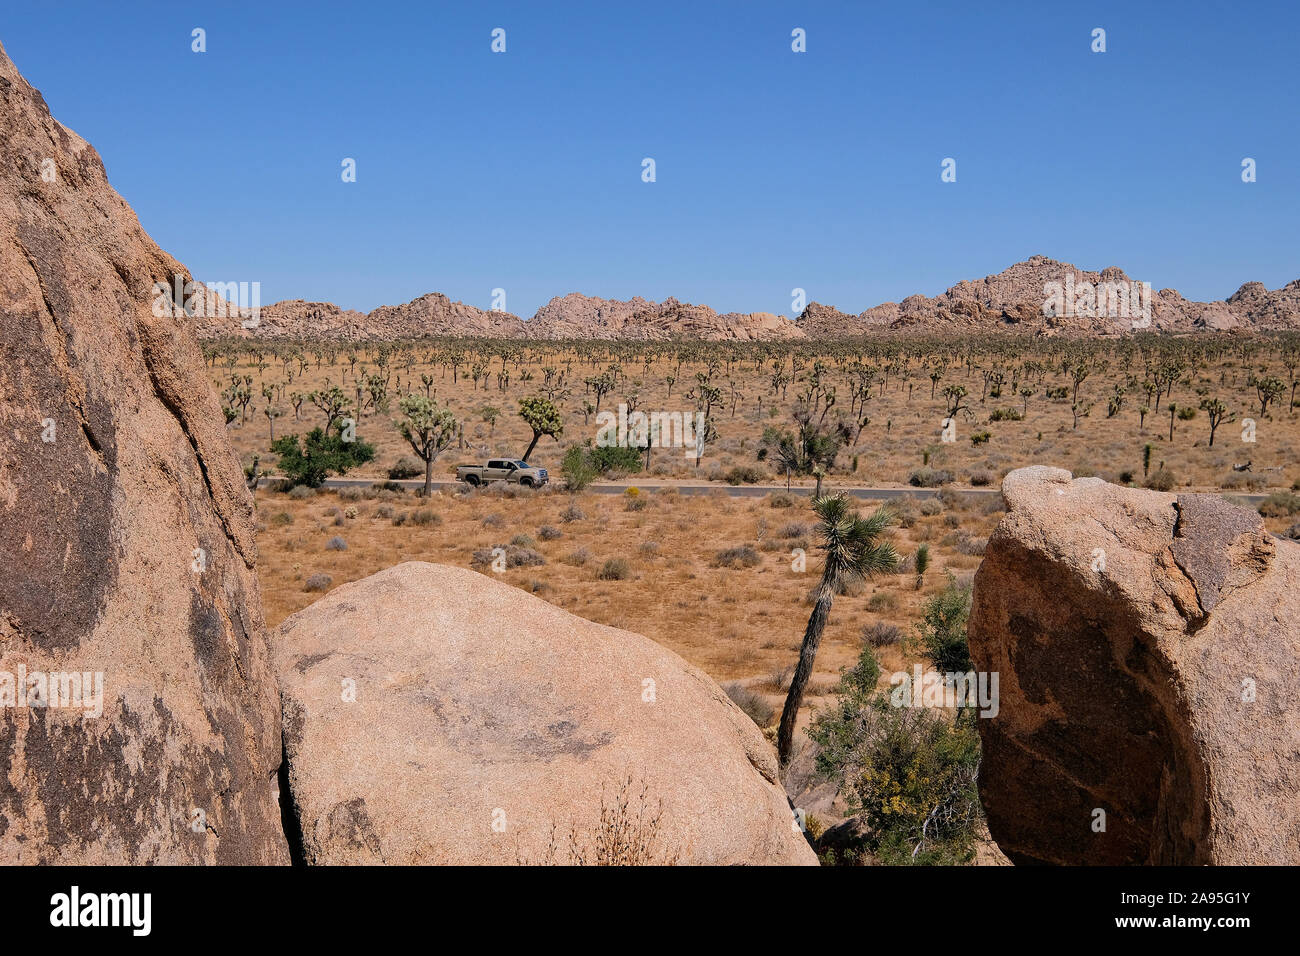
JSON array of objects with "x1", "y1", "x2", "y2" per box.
[
  {"x1": 807, "y1": 645, "x2": 982, "y2": 866},
  {"x1": 588, "y1": 444, "x2": 644, "y2": 475},
  {"x1": 561, "y1": 444, "x2": 598, "y2": 491},
  {"x1": 272, "y1": 428, "x2": 375, "y2": 489},
  {"x1": 913, "y1": 574, "x2": 973, "y2": 673}
]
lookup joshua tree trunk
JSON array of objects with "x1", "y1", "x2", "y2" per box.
[
  {"x1": 778, "y1": 583, "x2": 833, "y2": 767},
  {"x1": 522, "y1": 432, "x2": 540, "y2": 462},
  {"x1": 423, "y1": 455, "x2": 433, "y2": 498}
]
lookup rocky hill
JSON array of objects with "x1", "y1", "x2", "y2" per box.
[{"x1": 196, "y1": 255, "x2": 1299, "y2": 342}]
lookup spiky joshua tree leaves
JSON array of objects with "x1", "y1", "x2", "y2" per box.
[
  {"x1": 777, "y1": 495, "x2": 898, "y2": 768},
  {"x1": 397, "y1": 393, "x2": 458, "y2": 496}
]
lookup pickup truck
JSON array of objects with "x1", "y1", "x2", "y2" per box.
[{"x1": 455, "y1": 458, "x2": 549, "y2": 488}]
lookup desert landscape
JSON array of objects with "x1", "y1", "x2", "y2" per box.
[{"x1": 2, "y1": 2, "x2": 1298, "y2": 893}]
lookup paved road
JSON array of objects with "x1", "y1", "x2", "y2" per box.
[{"x1": 262, "y1": 476, "x2": 1271, "y2": 506}]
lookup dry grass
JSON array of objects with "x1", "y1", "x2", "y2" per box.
[{"x1": 255, "y1": 483, "x2": 996, "y2": 729}]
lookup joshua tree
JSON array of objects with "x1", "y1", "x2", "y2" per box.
[
  {"x1": 397, "y1": 394, "x2": 458, "y2": 497},
  {"x1": 308, "y1": 385, "x2": 351, "y2": 436},
  {"x1": 518, "y1": 396, "x2": 564, "y2": 462},
  {"x1": 914, "y1": 542, "x2": 930, "y2": 590},
  {"x1": 1251, "y1": 375, "x2": 1285, "y2": 417},
  {"x1": 1199, "y1": 397, "x2": 1234, "y2": 447},
  {"x1": 776, "y1": 496, "x2": 897, "y2": 767}
]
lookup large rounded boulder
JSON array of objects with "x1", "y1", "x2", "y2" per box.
[
  {"x1": 275, "y1": 562, "x2": 817, "y2": 865},
  {"x1": 969, "y1": 466, "x2": 1299, "y2": 865},
  {"x1": 0, "y1": 41, "x2": 287, "y2": 863}
]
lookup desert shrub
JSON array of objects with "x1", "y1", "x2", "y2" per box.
[
  {"x1": 386, "y1": 456, "x2": 424, "y2": 480},
  {"x1": 483, "y1": 481, "x2": 526, "y2": 500},
  {"x1": 564, "y1": 547, "x2": 591, "y2": 566},
  {"x1": 375, "y1": 504, "x2": 396, "y2": 519},
  {"x1": 779, "y1": 521, "x2": 811, "y2": 539},
  {"x1": 303, "y1": 573, "x2": 332, "y2": 592},
  {"x1": 270, "y1": 511, "x2": 293, "y2": 526},
  {"x1": 560, "y1": 501, "x2": 586, "y2": 523},
  {"x1": 969, "y1": 431, "x2": 991, "y2": 445},
  {"x1": 987, "y1": 408, "x2": 1022, "y2": 422},
  {"x1": 482, "y1": 513, "x2": 505, "y2": 529},
  {"x1": 597, "y1": 557, "x2": 631, "y2": 581},
  {"x1": 713, "y1": 544, "x2": 761, "y2": 569},
  {"x1": 638, "y1": 540, "x2": 660, "y2": 557},
  {"x1": 808, "y1": 647, "x2": 983, "y2": 866},
  {"x1": 1259, "y1": 491, "x2": 1300, "y2": 518},
  {"x1": 625, "y1": 493, "x2": 649, "y2": 512},
  {"x1": 538, "y1": 525, "x2": 563, "y2": 541},
  {"x1": 589, "y1": 444, "x2": 644, "y2": 476},
  {"x1": 908, "y1": 468, "x2": 953, "y2": 488},
  {"x1": 272, "y1": 428, "x2": 376, "y2": 489},
  {"x1": 515, "y1": 776, "x2": 680, "y2": 866},
  {"x1": 968, "y1": 470, "x2": 994, "y2": 487},
  {"x1": 768, "y1": 492, "x2": 797, "y2": 508},
  {"x1": 724, "y1": 682, "x2": 775, "y2": 728},
  {"x1": 834, "y1": 577, "x2": 866, "y2": 597},
  {"x1": 1145, "y1": 468, "x2": 1177, "y2": 492},
  {"x1": 511, "y1": 533, "x2": 538, "y2": 548},
  {"x1": 1287, "y1": 522, "x2": 1300, "y2": 541},
  {"x1": 765, "y1": 665, "x2": 793, "y2": 693},
  {"x1": 343, "y1": 506, "x2": 358, "y2": 519},
  {"x1": 325, "y1": 536, "x2": 348, "y2": 551},
  {"x1": 724, "y1": 465, "x2": 766, "y2": 485},
  {"x1": 919, "y1": 498, "x2": 943, "y2": 516},
  {"x1": 287, "y1": 485, "x2": 316, "y2": 500},
  {"x1": 913, "y1": 574, "x2": 973, "y2": 672},
  {"x1": 955, "y1": 534, "x2": 987, "y2": 556},
  {"x1": 377, "y1": 480, "x2": 406, "y2": 494},
  {"x1": 1222, "y1": 470, "x2": 1266, "y2": 491},
  {"x1": 471, "y1": 545, "x2": 545, "y2": 569},
  {"x1": 410, "y1": 508, "x2": 440, "y2": 526},
  {"x1": 337, "y1": 486, "x2": 364, "y2": 502},
  {"x1": 391, "y1": 511, "x2": 408, "y2": 526},
  {"x1": 867, "y1": 591, "x2": 898, "y2": 612},
  {"x1": 1119, "y1": 470, "x2": 1135, "y2": 485},
  {"x1": 862, "y1": 621, "x2": 903, "y2": 647}
]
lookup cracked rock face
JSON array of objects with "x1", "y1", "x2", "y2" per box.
[
  {"x1": 969, "y1": 466, "x2": 1300, "y2": 864},
  {"x1": 275, "y1": 562, "x2": 816, "y2": 864},
  {"x1": 0, "y1": 41, "x2": 287, "y2": 863}
]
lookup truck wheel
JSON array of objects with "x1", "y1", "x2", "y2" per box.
[
  {"x1": 520, "y1": 478, "x2": 534, "y2": 488},
  {"x1": 465, "y1": 475, "x2": 480, "y2": 487}
]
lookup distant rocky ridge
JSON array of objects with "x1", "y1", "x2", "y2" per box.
[{"x1": 194, "y1": 255, "x2": 1300, "y2": 342}]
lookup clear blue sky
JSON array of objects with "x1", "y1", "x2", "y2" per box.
[{"x1": 4, "y1": 1, "x2": 1296, "y2": 318}]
